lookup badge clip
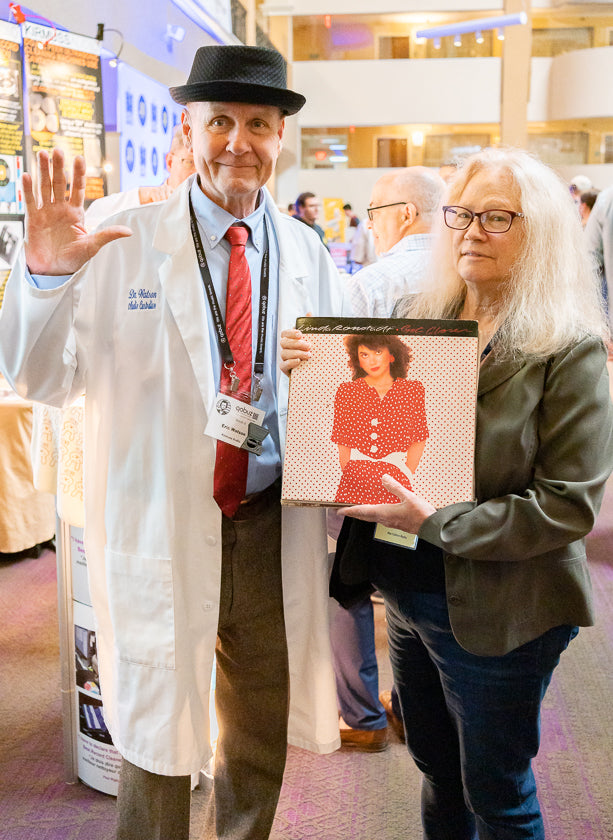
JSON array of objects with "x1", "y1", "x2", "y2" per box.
[
  {"x1": 240, "y1": 422, "x2": 269, "y2": 456},
  {"x1": 251, "y1": 376, "x2": 263, "y2": 402},
  {"x1": 224, "y1": 363, "x2": 241, "y2": 393}
]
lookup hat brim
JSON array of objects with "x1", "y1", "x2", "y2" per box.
[{"x1": 169, "y1": 80, "x2": 306, "y2": 115}]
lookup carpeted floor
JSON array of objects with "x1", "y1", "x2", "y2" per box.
[{"x1": 2, "y1": 479, "x2": 613, "y2": 839}]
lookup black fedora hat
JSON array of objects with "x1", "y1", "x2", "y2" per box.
[{"x1": 169, "y1": 45, "x2": 306, "y2": 115}]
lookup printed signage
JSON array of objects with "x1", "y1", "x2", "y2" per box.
[
  {"x1": 22, "y1": 23, "x2": 107, "y2": 202},
  {"x1": 117, "y1": 63, "x2": 183, "y2": 192},
  {"x1": 0, "y1": 20, "x2": 25, "y2": 299}
]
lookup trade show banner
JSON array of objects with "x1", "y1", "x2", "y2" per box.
[
  {"x1": 71, "y1": 527, "x2": 122, "y2": 796},
  {"x1": 117, "y1": 63, "x2": 184, "y2": 192},
  {"x1": 0, "y1": 20, "x2": 24, "y2": 298},
  {"x1": 0, "y1": 215, "x2": 22, "y2": 303},
  {"x1": 0, "y1": 20, "x2": 24, "y2": 215},
  {"x1": 22, "y1": 23, "x2": 106, "y2": 202}
]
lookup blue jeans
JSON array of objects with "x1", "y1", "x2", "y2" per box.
[
  {"x1": 330, "y1": 594, "x2": 387, "y2": 730},
  {"x1": 378, "y1": 587, "x2": 577, "y2": 840}
]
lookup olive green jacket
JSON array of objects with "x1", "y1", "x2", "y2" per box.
[{"x1": 419, "y1": 335, "x2": 613, "y2": 655}]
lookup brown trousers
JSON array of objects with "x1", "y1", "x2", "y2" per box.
[{"x1": 116, "y1": 483, "x2": 288, "y2": 840}]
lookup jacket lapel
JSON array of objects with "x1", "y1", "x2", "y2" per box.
[
  {"x1": 153, "y1": 185, "x2": 316, "y2": 419},
  {"x1": 262, "y1": 190, "x2": 313, "y2": 395},
  {"x1": 478, "y1": 350, "x2": 526, "y2": 396},
  {"x1": 155, "y1": 181, "x2": 217, "y2": 411}
]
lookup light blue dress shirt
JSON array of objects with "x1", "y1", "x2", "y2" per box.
[{"x1": 188, "y1": 180, "x2": 281, "y2": 493}]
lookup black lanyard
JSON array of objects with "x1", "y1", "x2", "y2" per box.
[{"x1": 188, "y1": 193, "x2": 269, "y2": 399}]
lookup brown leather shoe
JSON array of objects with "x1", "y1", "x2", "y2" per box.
[
  {"x1": 379, "y1": 690, "x2": 405, "y2": 742},
  {"x1": 340, "y1": 726, "x2": 389, "y2": 752}
]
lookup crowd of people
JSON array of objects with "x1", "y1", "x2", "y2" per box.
[{"x1": 1, "y1": 41, "x2": 612, "y2": 840}]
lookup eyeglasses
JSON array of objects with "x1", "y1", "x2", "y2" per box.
[
  {"x1": 367, "y1": 202, "x2": 411, "y2": 221},
  {"x1": 443, "y1": 205, "x2": 524, "y2": 234}
]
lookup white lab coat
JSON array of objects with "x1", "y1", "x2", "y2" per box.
[
  {"x1": 84, "y1": 186, "x2": 142, "y2": 231},
  {"x1": 0, "y1": 180, "x2": 345, "y2": 774}
]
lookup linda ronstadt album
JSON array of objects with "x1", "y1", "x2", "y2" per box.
[{"x1": 281, "y1": 318, "x2": 480, "y2": 508}]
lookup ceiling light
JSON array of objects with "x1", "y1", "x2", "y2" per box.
[{"x1": 416, "y1": 12, "x2": 527, "y2": 42}]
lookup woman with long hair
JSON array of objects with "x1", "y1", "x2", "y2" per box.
[
  {"x1": 336, "y1": 148, "x2": 613, "y2": 839},
  {"x1": 282, "y1": 147, "x2": 613, "y2": 839}
]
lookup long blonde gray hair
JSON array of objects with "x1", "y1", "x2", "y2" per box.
[{"x1": 402, "y1": 148, "x2": 609, "y2": 359}]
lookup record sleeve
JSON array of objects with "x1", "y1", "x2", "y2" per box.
[{"x1": 281, "y1": 317, "x2": 480, "y2": 508}]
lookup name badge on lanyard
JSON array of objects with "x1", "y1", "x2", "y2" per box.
[
  {"x1": 188, "y1": 194, "x2": 271, "y2": 454},
  {"x1": 205, "y1": 393, "x2": 268, "y2": 455}
]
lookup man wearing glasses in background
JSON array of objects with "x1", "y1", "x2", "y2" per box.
[
  {"x1": 329, "y1": 165, "x2": 445, "y2": 753},
  {"x1": 348, "y1": 167, "x2": 445, "y2": 317}
]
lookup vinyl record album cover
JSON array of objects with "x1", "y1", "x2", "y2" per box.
[{"x1": 282, "y1": 318, "x2": 480, "y2": 508}]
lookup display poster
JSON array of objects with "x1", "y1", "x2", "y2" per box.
[
  {"x1": 117, "y1": 62, "x2": 184, "y2": 192},
  {"x1": 22, "y1": 23, "x2": 106, "y2": 202},
  {"x1": 323, "y1": 197, "x2": 346, "y2": 243},
  {"x1": 70, "y1": 526, "x2": 121, "y2": 795},
  {"x1": 0, "y1": 217, "x2": 22, "y2": 303},
  {"x1": 0, "y1": 21, "x2": 25, "y2": 297},
  {"x1": 282, "y1": 318, "x2": 479, "y2": 507},
  {"x1": 328, "y1": 241, "x2": 350, "y2": 273},
  {"x1": 0, "y1": 20, "x2": 25, "y2": 216},
  {"x1": 70, "y1": 525, "x2": 90, "y2": 607},
  {"x1": 73, "y1": 600, "x2": 122, "y2": 796}
]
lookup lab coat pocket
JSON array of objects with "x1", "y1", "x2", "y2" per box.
[{"x1": 106, "y1": 549, "x2": 176, "y2": 670}]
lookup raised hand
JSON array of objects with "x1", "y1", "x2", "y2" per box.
[
  {"x1": 138, "y1": 183, "x2": 173, "y2": 204},
  {"x1": 338, "y1": 474, "x2": 436, "y2": 533},
  {"x1": 23, "y1": 148, "x2": 132, "y2": 275}
]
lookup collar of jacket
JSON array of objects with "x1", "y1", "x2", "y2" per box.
[{"x1": 478, "y1": 349, "x2": 528, "y2": 397}]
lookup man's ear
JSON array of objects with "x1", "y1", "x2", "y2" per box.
[
  {"x1": 278, "y1": 117, "x2": 286, "y2": 151},
  {"x1": 181, "y1": 109, "x2": 193, "y2": 150},
  {"x1": 404, "y1": 202, "x2": 418, "y2": 226}
]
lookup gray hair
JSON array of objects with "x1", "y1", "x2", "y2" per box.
[
  {"x1": 402, "y1": 148, "x2": 609, "y2": 358},
  {"x1": 383, "y1": 167, "x2": 445, "y2": 225}
]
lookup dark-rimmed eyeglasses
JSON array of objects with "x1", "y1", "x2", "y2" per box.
[
  {"x1": 367, "y1": 202, "x2": 413, "y2": 221},
  {"x1": 443, "y1": 205, "x2": 524, "y2": 234}
]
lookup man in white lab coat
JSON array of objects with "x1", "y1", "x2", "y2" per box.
[{"x1": 0, "y1": 45, "x2": 344, "y2": 840}]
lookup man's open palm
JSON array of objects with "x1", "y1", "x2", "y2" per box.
[{"x1": 24, "y1": 149, "x2": 132, "y2": 276}]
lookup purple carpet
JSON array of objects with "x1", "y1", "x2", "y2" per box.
[{"x1": 2, "y1": 476, "x2": 613, "y2": 839}]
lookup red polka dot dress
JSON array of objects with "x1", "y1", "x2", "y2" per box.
[{"x1": 331, "y1": 377, "x2": 429, "y2": 504}]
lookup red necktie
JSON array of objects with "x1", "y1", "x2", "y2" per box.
[{"x1": 213, "y1": 224, "x2": 252, "y2": 518}]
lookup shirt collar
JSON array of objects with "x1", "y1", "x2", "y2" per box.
[
  {"x1": 189, "y1": 179, "x2": 266, "y2": 253},
  {"x1": 381, "y1": 233, "x2": 432, "y2": 258}
]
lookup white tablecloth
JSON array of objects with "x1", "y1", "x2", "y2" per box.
[
  {"x1": 31, "y1": 400, "x2": 85, "y2": 528},
  {"x1": 0, "y1": 379, "x2": 56, "y2": 552}
]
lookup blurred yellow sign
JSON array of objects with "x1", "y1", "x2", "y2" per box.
[{"x1": 323, "y1": 197, "x2": 346, "y2": 243}]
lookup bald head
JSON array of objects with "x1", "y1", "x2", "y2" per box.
[
  {"x1": 166, "y1": 125, "x2": 196, "y2": 189},
  {"x1": 169, "y1": 125, "x2": 187, "y2": 154},
  {"x1": 368, "y1": 167, "x2": 445, "y2": 255}
]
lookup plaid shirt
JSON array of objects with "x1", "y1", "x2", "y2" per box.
[{"x1": 348, "y1": 234, "x2": 433, "y2": 317}]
